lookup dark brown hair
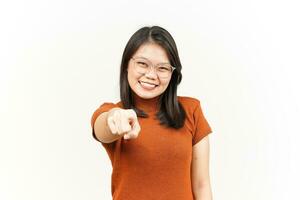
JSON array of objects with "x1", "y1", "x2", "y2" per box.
[{"x1": 119, "y1": 25, "x2": 186, "y2": 129}]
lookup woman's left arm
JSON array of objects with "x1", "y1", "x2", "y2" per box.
[{"x1": 191, "y1": 135, "x2": 213, "y2": 200}]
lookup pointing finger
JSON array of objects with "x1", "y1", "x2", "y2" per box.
[
  {"x1": 126, "y1": 118, "x2": 141, "y2": 139},
  {"x1": 107, "y1": 115, "x2": 117, "y2": 134}
]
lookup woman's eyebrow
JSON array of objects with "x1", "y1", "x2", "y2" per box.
[{"x1": 136, "y1": 56, "x2": 170, "y2": 64}]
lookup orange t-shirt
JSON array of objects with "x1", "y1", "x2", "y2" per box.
[{"x1": 90, "y1": 94, "x2": 212, "y2": 200}]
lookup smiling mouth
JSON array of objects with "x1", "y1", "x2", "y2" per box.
[{"x1": 138, "y1": 81, "x2": 158, "y2": 89}]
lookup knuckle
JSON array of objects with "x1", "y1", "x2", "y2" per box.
[{"x1": 128, "y1": 109, "x2": 136, "y2": 116}]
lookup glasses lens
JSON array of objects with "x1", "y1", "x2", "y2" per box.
[
  {"x1": 133, "y1": 58, "x2": 174, "y2": 78},
  {"x1": 134, "y1": 58, "x2": 149, "y2": 74},
  {"x1": 156, "y1": 64, "x2": 173, "y2": 78}
]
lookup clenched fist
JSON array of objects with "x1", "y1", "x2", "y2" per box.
[{"x1": 106, "y1": 108, "x2": 141, "y2": 140}]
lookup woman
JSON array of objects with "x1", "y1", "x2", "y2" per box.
[{"x1": 91, "y1": 25, "x2": 213, "y2": 200}]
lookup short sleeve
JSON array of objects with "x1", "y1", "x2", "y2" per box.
[{"x1": 192, "y1": 100, "x2": 213, "y2": 146}]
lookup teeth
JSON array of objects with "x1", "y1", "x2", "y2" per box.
[
  {"x1": 140, "y1": 81, "x2": 156, "y2": 89},
  {"x1": 144, "y1": 82, "x2": 155, "y2": 86}
]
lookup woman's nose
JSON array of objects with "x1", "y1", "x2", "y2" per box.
[{"x1": 144, "y1": 67, "x2": 158, "y2": 79}]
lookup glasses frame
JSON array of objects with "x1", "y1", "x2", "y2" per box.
[{"x1": 131, "y1": 57, "x2": 176, "y2": 78}]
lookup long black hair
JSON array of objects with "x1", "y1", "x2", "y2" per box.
[{"x1": 119, "y1": 25, "x2": 186, "y2": 129}]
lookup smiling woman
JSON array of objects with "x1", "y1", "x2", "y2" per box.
[{"x1": 90, "y1": 25, "x2": 213, "y2": 200}]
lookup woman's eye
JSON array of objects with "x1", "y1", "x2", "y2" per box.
[
  {"x1": 158, "y1": 66, "x2": 170, "y2": 71},
  {"x1": 137, "y1": 62, "x2": 147, "y2": 67}
]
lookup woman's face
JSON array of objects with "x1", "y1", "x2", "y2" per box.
[{"x1": 127, "y1": 43, "x2": 173, "y2": 99}]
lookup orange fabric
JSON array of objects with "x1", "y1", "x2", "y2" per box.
[{"x1": 90, "y1": 95, "x2": 212, "y2": 200}]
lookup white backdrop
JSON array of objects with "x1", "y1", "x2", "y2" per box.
[{"x1": 1, "y1": 0, "x2": 300, "y2": 199}]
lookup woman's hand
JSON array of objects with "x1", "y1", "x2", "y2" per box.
[{"x1": 106, "y1": 108, "x2": 141, "y2": 140}]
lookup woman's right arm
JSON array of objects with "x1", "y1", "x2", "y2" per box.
[{"x1": 93, "y1": 108, "x2": 124, "y2": 143}]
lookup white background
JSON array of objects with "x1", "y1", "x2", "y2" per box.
[{"x1": 1, "y1": 0, "x2": 300, "y2": 199}]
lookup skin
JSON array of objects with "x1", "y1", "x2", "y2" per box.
[
  {"x1": 192, "y1": 136, "x2": 213, "y2": 200},
  {"x1": 127, "y1": 42, "x2": 172, "y2": 99}
]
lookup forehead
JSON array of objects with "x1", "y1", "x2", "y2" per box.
[{"x1": 133, "y1": 43, "x2": 169, "y2": 63}]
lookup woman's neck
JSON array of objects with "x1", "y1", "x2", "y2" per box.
[{"x1": 133, "y1": 92, "x2": 160, "y2": 113}]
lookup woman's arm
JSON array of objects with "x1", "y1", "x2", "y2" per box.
[
  {"x1": 191, "y1": 136, "x2": 213, "y2": 200},
  {"x1": 93, "y1": 108, "x2": 123, "y2": 143}
]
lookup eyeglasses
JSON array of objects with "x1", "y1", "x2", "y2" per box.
[{"x1": 131, "y1": 57, "x2": 175, "y2": 78}]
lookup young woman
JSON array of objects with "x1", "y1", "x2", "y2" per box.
[{"x1": 91, "y1": 25, "x2": 213, "y2": 200}]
